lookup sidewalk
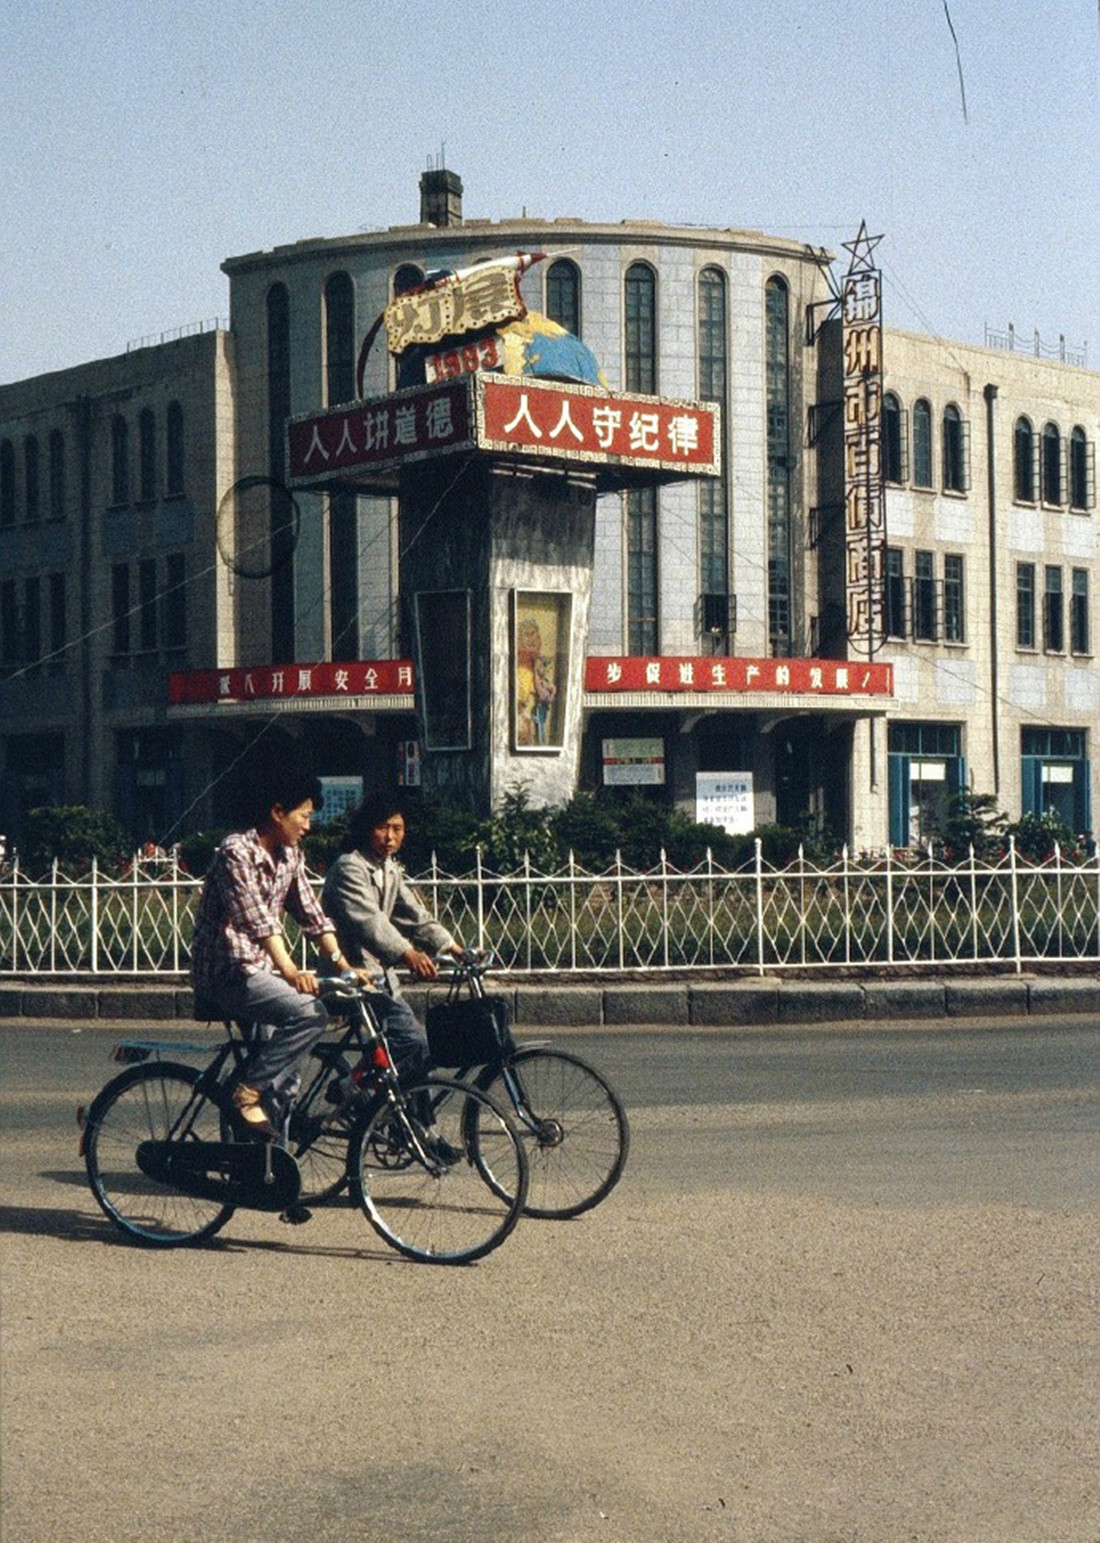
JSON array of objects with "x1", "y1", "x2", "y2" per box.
[{"x1": 1, "y1": 972, "x2": 1097, "y2": 1027}]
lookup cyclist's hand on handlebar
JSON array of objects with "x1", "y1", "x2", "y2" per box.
[
  {"x1": 286, "y1": 967, "x2": 322, "y2": 996},
  {"x1": 401, "y1": 947, "x2": 439, "y2": 980}
]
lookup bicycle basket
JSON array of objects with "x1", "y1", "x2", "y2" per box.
[{"x1": 425, "y1": 996, "x2": 514, "y2": 1067}]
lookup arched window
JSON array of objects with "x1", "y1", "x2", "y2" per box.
[
  {"x1": 546, "y1": 258, "x2": 581, "y2": 337},
  {"x1": 624, "y1": 263, "x2": 656, "y2": 393},
  {"x1": 24, "y1": 435, "x2": 40, "y2": 522},
  {"x1": 1014, "y1": 417, "x2": 1036, "y2": 502},
  {"x1": 1041, "y1": 422, "x2": 1062, "y2": 505},
  {"x1": 942, "y1": 403, "x2": 968, "y2": 493},
  {"x1": 765, "y1": 275, "x2": 792, "y2": 654},
  {"x1": 698, "y1": 267, "x2": 729, "y2": 635},
  {"x1": 625, "y1": 263, "x2": 658, "y2": 653},
  {"x1": 49, "y1": 429, "x2": 66, "y2": 519},
  {"x1": 0, "y1": 440, "x2": 14, "y2": 527},
  {"x1": 912, "y1": 399, "x2": 933, "y2": 488},
  {"x1": 166, "y1": 402, "x2": 184, "y2": 496},
  {"x1": 138, "y1": 408, "x2": 156, "y2": 502},
  {"x1": 1069, "y1": 426, "x2": 1093, "y2": 511},
  {"x1": 111, "y1": 415, "x2": 130, "y2": 506},
  {"x1": 324, "y1": 271, "x2": 356, "y2": 406},
  {"x1": 883, "y1": 393, "x2": 907, "y2": 484},
  {"x1": 266, "y1": 283, "x2": 294, "y2": 662},
  {"x1": 393, "y1": 263, "x2": 424, "y2": 297}
]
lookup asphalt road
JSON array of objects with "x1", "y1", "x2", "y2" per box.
[{"x1": 2, "y1": 1016, "x2": 1097, "y2": 1543}]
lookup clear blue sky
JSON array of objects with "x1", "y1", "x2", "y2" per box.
[{"x1": 3, "y1": 0, "x2": 1098, "y2": 384}]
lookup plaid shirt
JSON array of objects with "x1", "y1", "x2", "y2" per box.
[{"x1": 190, "y1": 829, "x2": 334, "y2": 999}]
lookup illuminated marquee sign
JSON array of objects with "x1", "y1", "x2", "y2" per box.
[
  {"x1": 286, "y1": 376, "x2": 720, "y2": 492},
  {"x1": 841, "y1": 221, "x2": 888, "y2": 655},
  {"x1": 585, "y1": 657, "x2": 893, "y2": 696}
]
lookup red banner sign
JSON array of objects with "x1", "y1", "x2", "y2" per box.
[
  {"x1": 170, "y1": 656, "x2": 892, "y2": 707},
  {"x1": 585, "y1": 657, "x2": 893, "y2": 696},
  {"x1": 287, "y1": 383, "x2": 472, "y2": 484},
  {"x1": 287, "y1": 377, "x2": 720, "y2": 491},
  {"x1": 169, "y1": 661, "x2": 415, "y2": 706},
  {"x1": 477, "y1": 376, "x2": 719, "y2": 473}
]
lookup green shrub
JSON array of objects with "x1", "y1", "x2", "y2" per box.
[
  {"x1": 1004, "y1": 809, "x2": 1081, "y2": 863},
  {"x1": 23, "y1": 805, "x2": 131, "y2": 877}
]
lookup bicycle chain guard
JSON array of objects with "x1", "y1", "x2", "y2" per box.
[{"x1": 136, "y1": 1140, "x2": 302, "y2": 1212}]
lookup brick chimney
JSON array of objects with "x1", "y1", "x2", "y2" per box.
[{"x1": 419, "y1": 167, "x2": 463, "y2": 227}]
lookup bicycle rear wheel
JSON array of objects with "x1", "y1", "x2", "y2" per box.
[
  {"x1": 472, "y1": 1047, "x2": 629, "y2": 1219},
  {"x1": 349, "y1": 1076, "x2": 527, "y2": 1264},
  {"x1": 84, "y1": 1062, "x2": 234, "y2": 1246}
]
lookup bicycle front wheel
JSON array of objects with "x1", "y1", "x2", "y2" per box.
[
  {"x1": 349, "y1": 1076, "x2": 527, "y2": 1265},
  {"x1": 473, "y1": 1047, "x2": 629, "y2": 1219},
  {"x1": 84, "y1": 1062, "x2": 234, "y2": 1246}
]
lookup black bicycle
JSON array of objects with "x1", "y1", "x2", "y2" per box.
[
  {"x1": 80, "y1": 978, "x2": 528, "y2": 1265},
  {"x1": 425, "y1": 953, "x2": 630, "y2": 1220}
]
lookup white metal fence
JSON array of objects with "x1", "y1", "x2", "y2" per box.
[{"x1": 1, "y1": 842, "x2": 1097, "y2": 978}]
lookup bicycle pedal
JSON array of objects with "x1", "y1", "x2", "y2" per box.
[{"x1": 279, "y1": 1205, "x2": 313, "y2": 1225}]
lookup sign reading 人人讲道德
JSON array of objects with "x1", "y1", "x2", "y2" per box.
[{"x1": 286, "y1": 375, "x2": 720, "y2": 494}]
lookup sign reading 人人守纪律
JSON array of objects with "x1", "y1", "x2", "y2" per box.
[{"x1": 286, "y1": 375, "x2": 720, "y2": 492}]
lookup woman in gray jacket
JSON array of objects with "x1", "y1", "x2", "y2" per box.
[{"x1": 321, "y1": 792, "x2": 464, "y2": 1098}]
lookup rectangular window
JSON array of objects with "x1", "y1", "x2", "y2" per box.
[
  {"x1": 112, "y1": 563, "x2": 130, "y2": 654},
  {"x1": 914, "y1": 551, "x2": 937, "y2": 640},
  {"x1": 887, "y1": 722, "x2": 964, "y2": 846},
  {"x1": 49, "y1": 573, "x2": 66, "y2": 658},
  {"x1": 1, "y1": 580, "x2": 18, "y2": 664},
  {"x1": 163, "y1": 553, "x2": 187, "y2": 649},
  {"x1": 885, "y1": 547, "x2": 906, "y2": 637},
  {"x1": 1016, "y1": 562, "x2": 1035, "y2": 649},
  {"x1": 627, "y1": 487, "x2": 658, "y2": 655},
  {"x1": 1071, "y1": 568, "x2": 1090, "y2": 655},
  {"x1": 1043, "y1": 565, "x2": 1064, "y2": 653},
  {"x1": 943, "y1": 554, "x2": 965, "y2": 642},
  {"x1": 23, "y1": 577, "x2": 41, "y2": 664},
  {"x1": 139, "y1": 559, "x2": 158, "y2": 651},
  {"x1": 1021, "y1": 728, "x2": 1091, "y2": 833}
]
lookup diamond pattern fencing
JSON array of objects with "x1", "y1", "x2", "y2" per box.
[{"x1": 0, "y1": 844, "x2": 1096, "y2": 977}]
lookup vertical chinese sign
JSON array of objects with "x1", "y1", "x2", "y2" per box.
[{"x1": 841, "y1": 222, "x2": 887, "y2": 656}]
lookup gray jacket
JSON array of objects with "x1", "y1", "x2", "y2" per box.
[{"x1": 321, "y1": 849, "x2": 456, "y2": 994}]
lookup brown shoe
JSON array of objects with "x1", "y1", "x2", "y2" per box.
[{"x1": 232, "y1": 1082, "x2": 274, "y2": 1136}]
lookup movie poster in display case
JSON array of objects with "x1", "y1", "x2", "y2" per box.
[{"x1": 511, "y1": 591, "x2": 570, "y2": 752}]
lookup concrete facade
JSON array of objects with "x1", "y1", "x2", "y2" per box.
[{"x1": 2, "y1": 177, "x2": 1096, "y2": 851}]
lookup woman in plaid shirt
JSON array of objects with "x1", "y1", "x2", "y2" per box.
[{"x1": 190, "y1": 766, "x2": 351, "y2": 1134}]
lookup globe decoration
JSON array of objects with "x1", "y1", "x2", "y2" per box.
[
  {"x1": 356, "y1": 253, "x2": 607, "y2": 395},
  {"x1": 494, "y1": 312, "x2": 607, "y2": 389}
]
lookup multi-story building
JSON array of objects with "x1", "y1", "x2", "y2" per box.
[{"x1": 1, "y1": 170, "x2": 1095, "y2": 850}]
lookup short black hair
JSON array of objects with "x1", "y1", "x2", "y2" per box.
[
  {"x1": 341, "y1": 790, "x2": 409, "y2": 853},
  {"x1": 243, "y1": 759, "x2": 324, "y2": 831}
]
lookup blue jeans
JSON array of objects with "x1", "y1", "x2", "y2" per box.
[
  {"x1": 367, "y1": 992, "x2": 432, "y2": 1120},
  {"x1": 213, "y1": 970, "x2": 330, "y2": 1093}
]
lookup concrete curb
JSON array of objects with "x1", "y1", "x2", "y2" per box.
[{"x1": 0, "y1": 974, "x2": 1096, "y2": 1027}]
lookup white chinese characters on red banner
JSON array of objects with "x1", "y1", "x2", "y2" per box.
[
  {"x1": 479, "y1": 377, "x2": 717, "y2": 470},
  {"x1": 287, "y1": 384, "x2": 471, "y2": 480},
  {"x1": 169, "y1": 655, "x2": 893, "y2": 707},
  {"x1": 584, "y1": 657, "x2": 893, "y2": 695},
  {"x1": 287, "y1": 377, "x2": 720, "y2": 489},
  {"x1": 168, "y1": 662, "x2": 415, "y2": 706}
]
